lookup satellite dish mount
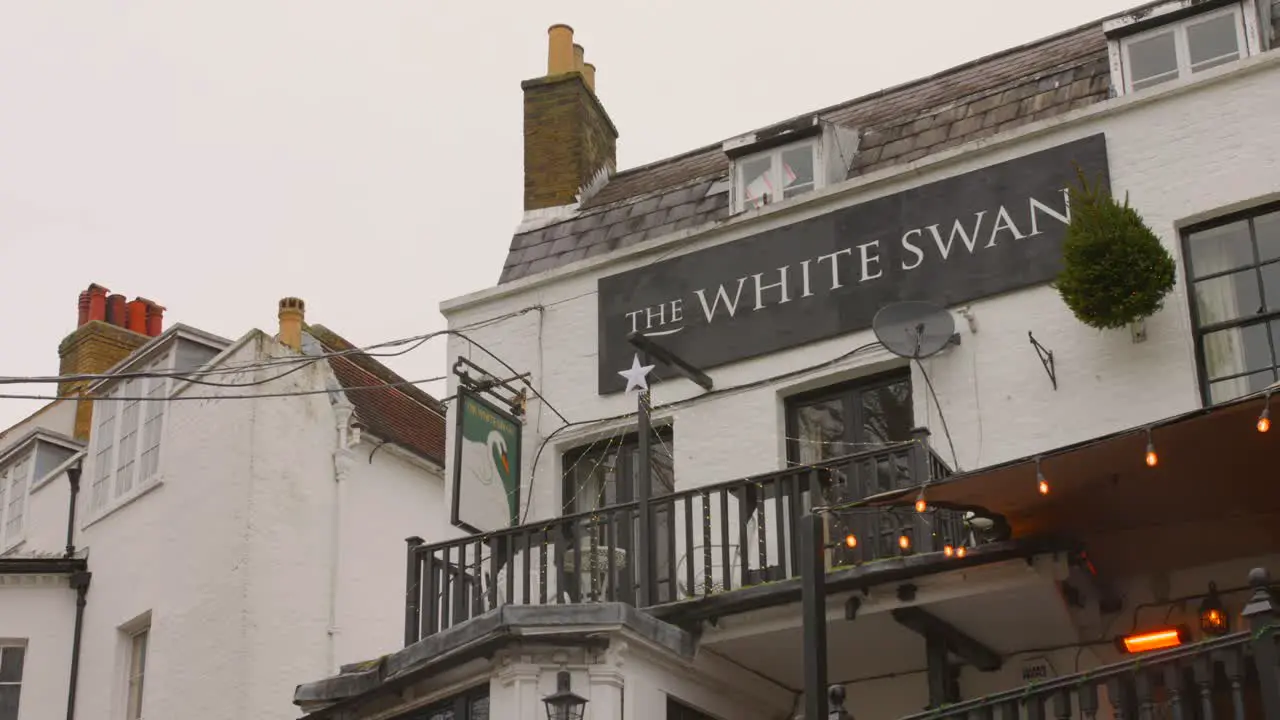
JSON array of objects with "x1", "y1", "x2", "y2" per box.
[{"x1": 872, "y1": 302, "x2": 960, "y2": 360}]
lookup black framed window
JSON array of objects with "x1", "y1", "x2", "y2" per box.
[
  {"x1": 785, "y1": 370, "x2": 914, "y2": 464},
  {"x1": 397, "y1": 684, "x2": 489, "y2": 720},
  {"x1": 562, "y1": 427, "x2": 674, "y2": 514},
  {"x1": 0, "y1": 645, "x2": 24, "y2": 720},
  {"x1": 668, "y1": 696, "x2": 719, "y2": 720},
  {"x1": 1183, "y1": 203, "x2": 1280, "y2": 404}
]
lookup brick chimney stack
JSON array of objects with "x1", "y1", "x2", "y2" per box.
[
  {"x1": 522, "y1": 24, "x2": 618, "y2": 212},
  {"x1": 58, "y1": 283, "x2": 166, "y2": 439}
]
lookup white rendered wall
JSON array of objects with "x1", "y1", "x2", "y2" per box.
[
  {"x1": 61, "y1": 331, "x2": 447, "y2": 720},
  {"x1": 440, "y1": 54, "x2": 1280, "y2": 527},
  {"x1": 0, "y1": 579, "x2": 76, "y2": 720},
  {"x1": 336, "y1": 441, "x2": 448, "y2": 668}
]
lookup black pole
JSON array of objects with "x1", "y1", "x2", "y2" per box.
[
  {"x1": 64, "y1": 466, "x2": 82, "y2": 558},
  {"x1": 636, "y1": 353, "x2": 654, "y2": 608},
  {"x1": 1243, "y1": 567, "x2": 1280, "y2": 720},
  {"x1": 801, "y1": 512, "x2": 829, "y2": 720},
  {"x1": 404, "y1": 536, "x2": 424, "y2": 646},
  {"x1": 66, "y1": 570, "x2": 91, "y2": 720}
]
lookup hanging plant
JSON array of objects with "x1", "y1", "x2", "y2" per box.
[{"x1": 1054, "y1": 169, "x2": 1176, "y2": 330}]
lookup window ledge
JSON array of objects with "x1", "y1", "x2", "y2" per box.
[
  {"x1": 83, "y1": 477, "x2": 165, "y2": 530},
  {"x1": 0, "y1": 537, "x2": 26, "y2": 557}
]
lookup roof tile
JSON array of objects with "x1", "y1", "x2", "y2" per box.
[
  {"x1": 306, "y1": 324, "x2": 445, "y2": 466},
  {"x1": 500, "y1": 23, "x2": 1110, "y2": 283}
]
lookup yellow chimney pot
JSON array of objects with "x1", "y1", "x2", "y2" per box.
[
  {"x1": 572, "y1": 43, "x2": 585, "y2": 73},
  {"x1": 547, "y1": 24, "x2": 574, "y2": 75},
  {"x1": 278, "y1": 297, "x2": 305, "y2": 351}
]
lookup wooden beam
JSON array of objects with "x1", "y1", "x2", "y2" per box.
[{"x1": 892, "y1": 606, "x2": 1002, "y2": 672}]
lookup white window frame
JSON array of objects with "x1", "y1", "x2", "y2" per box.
[
  {"x1": 1118, "y1": 4, "x2": 1248, "y2": 93},
  {"x1": 0, "y1": 452, "x2": 33, "y2": 553},
  {"x1": 731, "y1": 139, "x2": 823, "y2": 213},
  {"x1": 87, "y1": 352, "x2": 171, "y2": 522},
  {"x1": 0, "y1": 642, "x2": 25, "y2": 720},
  {"x1": 126, "y1": 625, "x2": 149, "y2": 720}
]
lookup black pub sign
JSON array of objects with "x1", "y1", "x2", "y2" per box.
[{"x1": 596, "y1": 133, "x2": 1110, "y2": 394}]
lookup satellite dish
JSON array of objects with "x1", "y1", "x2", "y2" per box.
[{"x1": 872, "y1": 301, "x2": 957, "y2": 359}]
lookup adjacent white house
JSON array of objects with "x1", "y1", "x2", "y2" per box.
[
  {"x1": 0, "y1": 286, "x2": 454, "y2": 720},
  {"x1": 294, "y1": 1, "x2": 1280, "y2": 719}
]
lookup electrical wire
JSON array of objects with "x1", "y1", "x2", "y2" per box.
[
  {"x1": 524, "y1": 341, "x2": 887, "y2": 511},
  {"x1": 0, "y1": 376, "x2": 448, "y2": 402},
  {"x1": 913, "y1": 358, "x2": 960, "y2": 472}
]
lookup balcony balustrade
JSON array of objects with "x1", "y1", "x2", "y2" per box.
[{"x1": 404, "y1": 434, "x2": 964, "y2": 645}]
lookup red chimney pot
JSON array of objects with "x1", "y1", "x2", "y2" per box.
[
  {"x1": 106, "y1": 294, "x2": 127, "y2": 327},
  {"x1": 87, "y1": 285, "x2": 109, "y2": 323},
  {"x1": 126, "y1": 300, "x2": 148, "y2": 335},
  {"x1": 144, "y1": 302, "x2": 166, "y2": 337},
  {"x1": 77, "y1": 291, "x2": 91, "y2": 326}
]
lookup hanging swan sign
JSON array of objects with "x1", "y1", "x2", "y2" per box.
[{"x1": 451, "y1": 388, "x2": 522, "y2": 533}]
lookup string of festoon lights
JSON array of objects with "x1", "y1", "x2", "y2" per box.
[{"x1": 866, "y1": 387, "x2": 1277, "y2": 562}]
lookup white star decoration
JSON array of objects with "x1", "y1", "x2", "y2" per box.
[{"x1": 617, "y1": 354, "x2": 655, "y2": 394}]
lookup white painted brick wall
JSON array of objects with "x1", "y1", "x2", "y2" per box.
[{"x1": 442, "y1": 54, "x2": 1280, "y2": 525}]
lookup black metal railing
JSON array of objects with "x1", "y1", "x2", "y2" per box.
[
  {"x1": 898, "y1": 570, "x2": 1280, "y2": 720},
  {"x1": 404, "y1": 430, "x2": 960, "y2": 645}
]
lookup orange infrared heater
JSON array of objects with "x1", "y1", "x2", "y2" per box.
[{"x1": 1117, "y1": 627, "x2": 1189, "y2": 654}]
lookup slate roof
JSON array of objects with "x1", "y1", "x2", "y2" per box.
[
  {"x1": 306, "y1": 324, "x2": 447, "y2": 466},
  {"x1": 500, "y1": 22, "x2": 1111, "y2": 284}
]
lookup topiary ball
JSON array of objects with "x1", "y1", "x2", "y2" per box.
[{"x1": 1054, "y1": 170, "x2": 1176, "y2": 330}]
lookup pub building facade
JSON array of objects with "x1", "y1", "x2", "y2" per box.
[{"x1": 294, "y1": 2, "x2": 1280, "y2": 719}]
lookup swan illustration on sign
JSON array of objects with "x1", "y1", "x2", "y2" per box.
[{"x1": 452, "y1": 390, "x2": 521, "y2": 532}]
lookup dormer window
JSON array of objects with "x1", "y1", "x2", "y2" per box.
[
  {"x1": 723, "y1": 114, "x2": 848, "y2": 215},
  {"x1": 1106, "y1": 1, "x2": 1263, "y2": 97},
  {"x1": 735, "y1": 140, "x2": 821, "y2": 212}
]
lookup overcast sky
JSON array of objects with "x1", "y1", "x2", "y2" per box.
[{"x1": 0, "y1": 0, "x2": 1142, "y2": 429}]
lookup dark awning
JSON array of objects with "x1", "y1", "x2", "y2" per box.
[{"x1": 860, "y1": 392, "x2": 1280, "y2": 577}]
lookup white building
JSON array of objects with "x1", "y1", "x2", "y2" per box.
[
  {"x1": 0, "y1": 287, "x2": 453, "y2": 720},
  {"x1": 294, "y1": 1, "x2": 1280, "y2": 719}
]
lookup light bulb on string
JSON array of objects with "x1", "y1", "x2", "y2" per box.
[
  {"x1": 956, "y1": 546, "x2": 967, "y2": 558},
  {"x1": 898, "y1": 534, "x2": 911, "y2": 551},
  {"x1": 915, "y1": 490, "x2": 927, "y2": 513},
  {"x1": 844, "y1": 533, "x2": 858, "y2": 549},
  {"x1": 1258, "y1": 393, "x2": 1272, "y2": 433},
  {"x1": 1144, "y1": 427, "x2": 1158, "y2": 468},
  {"x1": 1035, "y1": 457, "x2": 1049, "y2": 495},
  {"x1": 944, "y1": 544, "x2": 955, "y2": 557}
]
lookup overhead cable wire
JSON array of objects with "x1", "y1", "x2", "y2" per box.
[{"x1": 0, "y1": 375, "x2": 449, "y2": 403}]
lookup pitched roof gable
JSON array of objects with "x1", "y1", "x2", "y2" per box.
[{"x1": 305, "y1": 324, "x2": 446, "y2": 466}]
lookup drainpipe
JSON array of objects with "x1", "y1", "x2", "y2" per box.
[
  {"x1": 328, "y1": 402, "x2": 355, "y2": 673},
  {"x1": 66, "y1": 570, "x2": 91, "y2": 720},
  {"x1": 64, "y1": 466, "x2": 82, "y2": 558}
]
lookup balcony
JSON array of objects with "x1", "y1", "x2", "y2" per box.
[
  {"x1": 404, "y1": 434, "x2": 966, "y2": 644},
  {"x1": 893, "y1": 588, "x2": 1280, "y2": 720}
]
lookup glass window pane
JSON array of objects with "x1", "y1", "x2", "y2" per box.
[
  {"x1": 0, "y1": 685, "x2": 19, "y2": 720},
  {"x1": 1202, "y1": 321, "x2": 1273, "y2": 380},
  {"x1": 1187, "y1": 13, "x2": 1240, "y2": 71},
  {"x1": 1188, "y1": 220, "x2": 1254, "y2": 277},
  {"x1": 792, "y1": 398, "x2": 845, "y2": 463},
  {"x1": 1209, "y1": 369, "x2": 1276, "y2": 403},
  {"x1": 1256, "y1": 211, "x2": 1280, "y2": 261},
  {"x1": 1194, "y1": 269, "x2": 1262, "y2": 325},
  {"x1": 860, "y1": 380, "x2": 914, "y2": 445},
  {"x1": 469, "y1": 695, "x2": 490, "y2": 720},
  {"x1": 740, "y1": 156, "x2": 772, "y2": 209},
  {"x1": 0, "y1": 647, "x2": 24, "y2": 683},
  {"x1": 566, "y1": 445, "x2": 619, "y2": 512},
  {"x1": 781, "y1": 145, "x2": 815, "y2": 200},
  {"x1": 1127, "y1": 31, "x2": 1178, "y2": 87},
  {"x1": 1261, "y1": 262, "x2": 1280, "y2": 312}
]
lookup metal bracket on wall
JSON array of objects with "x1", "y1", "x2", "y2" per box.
[
  {"x1": 451, "y1": 356, "x2": 529, "y2": 417},
  {"x1": 1028, "y1": 332, "x2": 1058, "y2": 391}
]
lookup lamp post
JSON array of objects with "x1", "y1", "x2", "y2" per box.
[{"x1": 543, "y1": 670, "x2": 588, "y2": 720}]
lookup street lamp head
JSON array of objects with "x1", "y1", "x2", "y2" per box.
[{"x1": 543, "y1": 670, "x2": 588, "y2": 720}]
